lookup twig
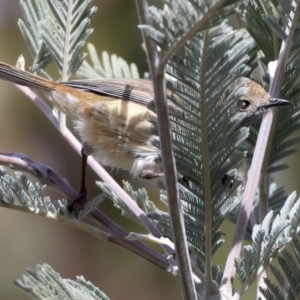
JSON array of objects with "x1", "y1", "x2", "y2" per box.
[
  {"x1": 220, "y1": 1, "x2": 300, "y2": 297},
  {"x1": 0, "y1": 151, "x2": 175, "y2": 274},
  {"x1": 135, "y1": 1, "x2": 197, "y2": 300}
]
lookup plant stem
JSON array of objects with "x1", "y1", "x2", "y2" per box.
[
  {"x1": 0, "y1": 151, "x2": 175, "y2": 273},
  {"x1": 220, "y1": 1, "x2": 300, "y2": 297},
  {"x1": 135, "y1": 1, "x2": 198, "y2": 299}
]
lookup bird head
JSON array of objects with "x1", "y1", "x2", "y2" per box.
[{"x1": 235, "y1": 79, "x2": 291, "y2": 127}]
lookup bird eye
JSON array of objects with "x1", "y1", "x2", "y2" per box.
[{"x1": 237, "y1": 99, "x2": 250, "y2": 110}]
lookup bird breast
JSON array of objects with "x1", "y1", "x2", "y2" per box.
[{"x1": 74, "y1": 97, "x2": 161, "y2": 175}]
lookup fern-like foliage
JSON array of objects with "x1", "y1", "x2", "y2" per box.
[
  {"x1": 41, "y1": 0, "x2": 97, "y2": 77},
  {"x1": 235, "y1": 192, "x2": 300, "y2": 290},
  {"x1": 260, "y1": 238, "x2": 300, "y2": 300},
  {"x1": 140, "y1": 0, "x2": 247, "y2": 50},
  {"x1": 156, "y1": 33, "x2": 251, "y2": 271},
  {"x1": 0, "y1": 166, "x2": 104, "y2": 224},
  {"x1": 18, "y1": 0, "x2": 53, "y2": 75},
  {"x1": 18, "y1": 0, "x2": 97, "y2": 78},
  {"x1": 77, "y1": 43, "x2": 140, "y2": 79},
  {"x1": 96, "y1": 180, "x2": 154, "y2": 225},
  {"x1": 0, "y1": 166, "x2": 61, "y2": 214},
  {"x1": 228, "y1": 183, "x2": 288, "y2": 241},
  {"x1": 6, "y1": 0, "x2": 300, "y2": 298},
  {"x1": 98, "y1": 23, "x2": 256, "y2": 273},
  {"x1": 15, "y1": 264, "x2": 110, "y2": 300}
]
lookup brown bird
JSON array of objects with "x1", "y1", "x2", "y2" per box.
[{"x1": 0, "y1": 62, "x2": 291, "y2": 183}]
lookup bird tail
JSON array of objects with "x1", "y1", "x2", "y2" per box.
[{"x1": 0, "y1": 62, "x2": 56, "y2": 90}]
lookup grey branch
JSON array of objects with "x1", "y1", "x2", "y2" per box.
[
  {"x1": 0, "y1": 151, "x2": 175, "y2": 274},
  {"x1": 135, "y1": 1, "x2": 197, "y2": 300}
]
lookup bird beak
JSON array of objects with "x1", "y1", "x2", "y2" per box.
[{"x1": 263, "y1": 98, "x2": 292, "y2": 108}]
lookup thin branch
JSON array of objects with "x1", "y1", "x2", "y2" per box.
[
  {"x1": 220, "y1": 1, "x2": 300, "y2": 297},
  {"x1": 135, "y1": 1, "x2": 198, "y2": 299},
  {"x1": 0, "y1": 151, "x2": 175, "y2": 274},
  {"x1": 154, "y1": 74, "x2": 198, "y2": 300},
  {"x1": 260, "y1": 0, "x2": 300, "y2": 199}
]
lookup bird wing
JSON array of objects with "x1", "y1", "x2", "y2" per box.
[{"x1": 61, "y1": 78, "x2": 154, "y2": 106}]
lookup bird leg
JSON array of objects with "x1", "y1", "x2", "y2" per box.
[
  {"x1": 79, "y1": 148, "x2": 88, "y2": 196},
  {"x1": 139, "y1": 172, "x2": 164, "y2": 180},
  {"x1": 68, "y1": 147, "x2": 89, "y2": 210}
]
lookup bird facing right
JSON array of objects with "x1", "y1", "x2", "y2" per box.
[{"x1": 0, "y1": 62, "x2": 291, "y2": 180}]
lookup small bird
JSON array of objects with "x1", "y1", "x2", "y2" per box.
[{"x1": 0, "y1": 62, "x2": 291, "y2": 183}]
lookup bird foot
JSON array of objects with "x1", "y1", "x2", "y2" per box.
[
  {"x1": 139, "y1": 172, "x2": 164, "y2": 180},
  {"x1": 67, "y1": 190, "x2": 87, "y2": 211}
]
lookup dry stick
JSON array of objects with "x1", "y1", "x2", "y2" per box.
[
  {"x1": 220, "y1": 1, "x2": 300, "y2": 297},
  {"x1": 258, "y1": 2, "x2": 300, "y2": 296},
  {"x1": 0, "y1": 152, "x2": 174, "y2": 273},
  {"x1": 16, "y1": 85, "x2": 175, "y2": 256},
  {"x1": 155, "y1": 75, "x2": 198, "y2": 299},
  {"x1": 135, "y1": 1, "x2": 198, "y2": 300}
]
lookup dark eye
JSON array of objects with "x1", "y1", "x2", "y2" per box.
[{"x1": 238, "y1": 99, "x2": 250, "y2": 110}]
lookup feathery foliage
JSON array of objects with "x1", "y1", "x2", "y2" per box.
[
  {"x1": 18, "y1": 0, "x2": 53, "y2": 75},
  {"x1": 0, "y1": 165, "x2": 60, "y2": 213},
  {"x1": 42, "y1": 0, "x2": 97, "y2": 77},
  {"x1": 226, "y1": 1, "x2": 300, "y2": 267},
  {"x1": 140, "y1": 0, "x2": 247, "y2": 49},
  {"x1": 15, "y1": 264, "x2": 110, "y2": 300},
  {"x1": 18, "y1": 0, "x2": 97, "y2": 78},
  {"x1": 98, "y1": 22, "x2": 255, "y2": 274},
  {"x1": 139, "y1": 0, "x2": 256, "y2": 274},
  {"x1": 77, "y1": 43, "x2": 140, "y2": 79},
  {"x1": 0, "y1": 165, "x2": 104, "y2": 226},
  {"x1": 229, "y1": 183, "x2": 289, "y2": 241},
  {"x1": 235, "y1": 193, "x2": 298, "y2": 283},
  {"x1": 260, "y1": 239, "x2": 300, "y2": 300}
]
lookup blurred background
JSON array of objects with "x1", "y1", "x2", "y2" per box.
[{"x1": 0, "y1": 1, "x2": 299, "y2": 299}]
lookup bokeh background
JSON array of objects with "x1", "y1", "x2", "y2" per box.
[{"x1": 0, "y1": 1, "x2": 299, "y2": 299}]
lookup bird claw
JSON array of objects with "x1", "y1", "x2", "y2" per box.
[
  {"x1": 139, "y1": 172, "x2": 164, "y2": 180},
  {"x1": 67, "y1": 190, "x2": 87, "y2": 211}
]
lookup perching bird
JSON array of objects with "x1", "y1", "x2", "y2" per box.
[{"x1": 0, "y1": 62, "x2": 291, "y2": 181}]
